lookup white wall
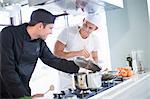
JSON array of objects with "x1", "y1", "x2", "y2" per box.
[
  {"x1": 106, "y1": 0, "x2": 150, "y2": 71},
  {"x1": 148, "y1": 0, "x2": 150, "y2": 23},
  {"x1": 147, "y1": 0, "x2": 150, "y2": 72}
]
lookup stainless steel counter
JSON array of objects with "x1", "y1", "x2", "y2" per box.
[
  {"x1": 31, "y1": 72, "x2": 150, "y2": 99},
  {"x1": 89, "y1": 72, "x2": 150, "y2": 99}
]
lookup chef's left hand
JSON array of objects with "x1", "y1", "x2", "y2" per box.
[{"x1": 32, "y1": 94, "x2": 44, "y2": 99}]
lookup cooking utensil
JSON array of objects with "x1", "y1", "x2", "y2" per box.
[
  {"x1": 87, "y1": 72, "x2": 102, "y2": 89},
  {"x1": 74, "y1": 72, "x2": 88, "y2": 89},
  {"x1": 44, "y1": 85, "x2": 54, "y2": 95},
  {"x1": 74, "y1": 72, "x2": 102, "y2": 89},
  {"x1": 102, "y1": 73, "x2": 115, "y2": 81},
  {"x1": 74, "y1": 57, "x2": 102, "y2": 72}
]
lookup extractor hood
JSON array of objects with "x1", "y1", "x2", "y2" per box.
[
  {"x1": 0, "y1": 0, "x2": 29, "y2": 9},
  {"x1": 0, "y1": 0, "x2": 26, "y2": 7},
  {"x1": 0, "y1": 0, "x2": 124, "y2": 14},
  {"x1": 27, "y1": 0, "x2": 124, "y2": 14}
]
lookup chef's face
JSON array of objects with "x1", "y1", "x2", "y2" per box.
[
  {"x1": 39, "y1": 23, "x2": 54, "y2": 40},
  {"x1": 80, "y1": 20, "x2": 97, "y2": 39}
]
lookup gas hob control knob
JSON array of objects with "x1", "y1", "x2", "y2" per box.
[
  {"x1": 61, "y1": 91, "x2": 65, "y2": 95},
  {"x1": 68, "y1": 88, "x2": 72, "y2": 92},
  {"x1": 53, "y1": 94, "x2": 62, "y2": 99}
]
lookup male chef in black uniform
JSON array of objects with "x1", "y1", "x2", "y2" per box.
[{"x1": 0, "y1": 9, "x2": 79, "y2": 98}]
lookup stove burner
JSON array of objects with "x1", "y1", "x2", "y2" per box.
[{"x1": 53, "y1": 77, "x2": 126, "y2": 99}]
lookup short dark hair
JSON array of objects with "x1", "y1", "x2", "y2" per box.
[{"x1": 29, "y1": 9, "x2": 56, "y2": 25}]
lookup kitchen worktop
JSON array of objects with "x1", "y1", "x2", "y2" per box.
[
  {"x1": 31, "y1": 72, "x2": 150, "y2": 99},
  {"x1": 89, "y1": 72, "x2": 150, "y2": 99}
]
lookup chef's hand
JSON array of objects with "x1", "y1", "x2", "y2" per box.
[
  {"x1": 32, "y1": 94, "x2": 44, "y2": 99},
  {"x1": 80, "y1": 49, "x2": 90, "y2": 58}
]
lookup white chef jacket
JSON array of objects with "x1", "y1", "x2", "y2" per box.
[{"x1": 57, "y1": 26, "x2": 99, "y2": 91}]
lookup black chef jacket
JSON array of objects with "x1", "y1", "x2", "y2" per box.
[{"x1": 0, "y1": 23, "x2": 79, "y2": 98}]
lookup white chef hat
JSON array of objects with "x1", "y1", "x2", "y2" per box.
[{"x1": 85, "y1": 14, "x2": 101, "y2": 29}]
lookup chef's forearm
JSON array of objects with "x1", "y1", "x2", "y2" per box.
[
  {"x1": 54, "y1": 50, "x2": 81, "y2": 59},
  {"x1": 40, "y1": 45, "x2": 79, "y2": 73}
]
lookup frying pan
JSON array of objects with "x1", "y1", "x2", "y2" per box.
[{"x1": 74, "y1": 57, "x2": 102, "y2": 72}]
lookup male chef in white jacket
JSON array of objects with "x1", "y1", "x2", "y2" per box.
[{"x1": 54, "y1": 14, "x2": 101, "y2": 91}]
